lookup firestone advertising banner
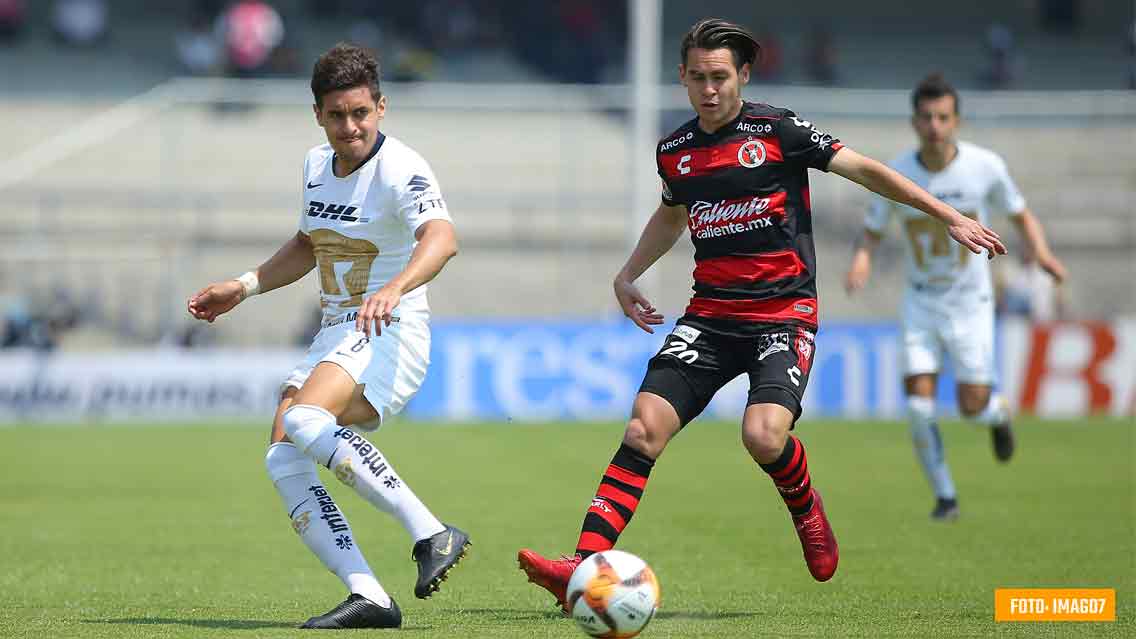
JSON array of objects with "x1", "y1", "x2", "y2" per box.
[{"x1": 0, "y1": 319, "x2": 1130, "y2": 423}]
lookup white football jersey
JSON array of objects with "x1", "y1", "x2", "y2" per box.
[
  {"x1": 864, "y1": 141, "x2": 1025, "y2": 295},
  {"x1": 299, "y1": 134, "x2": 452, "y2": 321}
]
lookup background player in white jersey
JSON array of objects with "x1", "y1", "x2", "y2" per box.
[
  {"x1": 845, "y1": 74, "x2": 1066, "y2": 521},
  {"x1": 187, "y1": 44, "x2": 469, "y2": 629}
]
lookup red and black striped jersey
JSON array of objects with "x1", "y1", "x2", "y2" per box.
[{"x1": 657, "y1": 101, "x2": 843, "y2": 334}]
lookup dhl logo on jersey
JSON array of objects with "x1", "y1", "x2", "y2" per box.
[{"x1": 307, "y1": 200, "x2": 371, "y2": 223}]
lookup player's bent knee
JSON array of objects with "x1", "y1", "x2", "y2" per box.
[
  {"x1": 741, "y1": 420, "x2": 789, "y2": 461},
  {"x1": 282, "y1": 404, "x2": 338, "y2": 453},
  {"x1": 958, "y1": 396, "x2": 988, "y2": 418},
  {"x1": 265, "y1": 441, "x2": 315, "y2": 482},
  {"x1": 623, "y1": 417, "x2": 665, "y2": 459},
  {"x1": 906, "y1": 395, "x2": 936, "y2": 425}
]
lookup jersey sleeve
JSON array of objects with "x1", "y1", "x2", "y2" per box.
[
  {"x1": 863, "y1": 195, "x2": 893, "y2": 235},
  {"x1": 987, "y1": 153, "x2": 1027, "y2": 216},
  {"x1": 395, "y1": 157, "x2": 453, "y2": 232},
  {"x1": 777, "y1": 110, "x2": 843, "y2": 171},
  {"x1": 657, "y1": 153, "x2": 677, "y2": 206},
  {"x1": 298, "y1": 155, "x2": 311, "y2": 234}
]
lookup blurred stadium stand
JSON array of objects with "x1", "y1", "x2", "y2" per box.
[
  {"x1": 1, "y1": 0, "x2": 1131, "y2": 95},
  {"x1": 0, "y1": 1, "x2": 1133, "y2": 350}
]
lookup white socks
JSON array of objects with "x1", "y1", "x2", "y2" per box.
[
  {"x1": 969, "y1": 392, "x2": 1010, "y2": 427},
  {"x1": 283, "y1": 404, "x2": 446, "y2": 542},
  {"x1": 264, "y1": 442, "x2": 391, "y2": 607},
  {"x1": 907, "y1": 396, "x2": 956, "y2": 500}
]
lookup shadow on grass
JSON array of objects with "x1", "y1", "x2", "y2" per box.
[
  {"x1": 458, "y1": 608, "x2": 759, "y2": 622},
  {"x1": 655, "y1": 611, "x2": 761, "y2": 620},
  {"x1": 85, "y1": 617, "x2": 434, "y2": 632},
  {"x1": 457, "y1": 607, "x2": 566, "y2": 621},
  {"x1": 83, "y1": 618, "x2": 298, "y2": 630}
]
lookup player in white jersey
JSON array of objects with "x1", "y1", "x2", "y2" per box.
[
  {"x1": 845, "y1": 74, "x2": 1066, "y2": 521},
  {"x1": 187, "y1": 44, "x2": 469, "y2": 629}
]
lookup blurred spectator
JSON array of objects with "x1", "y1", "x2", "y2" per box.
[
  {"x1": 0, "y1": 0, "x2": 26, "y2": 43},
  {"x1": 175, "y1": 10, "x2": 222, "y2": 75},
  {"x1": 1039, "y1": 0, "x2": 1080, "y2": 34},
  {"x1": 215, "y1": 0, "x2": 284, "y2": 77},
  {"x1": 51, "y1": 0, "x2": 108, "y2": 48},
  {"x1": 1128, "y1": 21, "x2": 1135, "y2": 90},
  {"x1": 500, "y1": 1, "x2": 623, "y2": 84},
  {"x1": 423, "y1": 0, "x2": 479, "y2": 53},
  {"x1": 557, "y1": 0, "x2": 609, "y2": 83},
  {"x1": 346, "y1": 18, "x2": 384, "y2": 52},
  {"x1": 805, "y1": 23, "x2": 839, "y2": 86},
  {"x1": 1, "y1": 290, "x2": 81, "y2": 351},
  {"x1": 980, "y1": 23, "x2": 1021, "y2": 89},
  {"x1": 389, "y1": 40, "x2": 437, "y2": 82},
  {"x1": 164, "y1": 322, "x2": 213, "y2": 348},
  {"x1": 995, "y1": 253, "x2": 1068, "y2": 322},
  {"x1": 754, "y1": 31, "x2": 783, "y2": 82}
]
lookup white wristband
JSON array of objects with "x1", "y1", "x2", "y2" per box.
[{"x1": 237, "y1": 271, "x2": 260, "y2": 299}]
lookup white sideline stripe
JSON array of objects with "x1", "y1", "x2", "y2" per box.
[{"x1": 0, "y1": 82, "x2": 177, "y2": 192}]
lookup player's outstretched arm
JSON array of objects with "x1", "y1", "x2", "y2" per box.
[
  {"x1": 1009, "y1": 208, "x2": 1067, "y2": 283},
  {"x1": 845, "y1": 229, "x2": 882, "y2": 294},
  {"x1": 187, "y1": 231, "x2": 315, "y2": 323},
  {"x1": 828, "y1": 147, "x2": 1007, "y2": 259},
  {"x1": 355, "y1": 219, "x2": 457, "y2": 337},
  {"x1": 613, "y1": 202, "x2": 687, "y2": 333}
]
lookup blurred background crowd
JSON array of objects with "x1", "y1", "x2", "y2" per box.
[{"x1": 0, "y1": 0, "x2": 1132, "y2": 353}]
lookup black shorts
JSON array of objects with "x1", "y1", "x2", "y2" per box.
[{"x1": 638, "y1": 319, "x2": 817, "y2": 427}]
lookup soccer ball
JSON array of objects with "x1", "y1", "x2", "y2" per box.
[{"x1": 567, "y1": 550, "x2": 660, "y2": 638}]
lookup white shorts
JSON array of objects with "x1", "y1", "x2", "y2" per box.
[
  {"x1": 901, "y1": 288, "x2": 995, "y2": 385},
  {"x1": 282, "y1": 310, "x2": 431, "y2": 429}
]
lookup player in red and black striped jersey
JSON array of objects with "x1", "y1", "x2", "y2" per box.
[
  {"x1": 658, "y1": 100, "x2": 834, "y2": 331},
  {"x1": 518, "y1": 18, "x2": 1006, "y2": 611}
]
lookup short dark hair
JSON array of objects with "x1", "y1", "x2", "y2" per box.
[
  {"x1": 680, "y1": 18, "x2": 761, "y2": 69},
  {"x1": 912, "y1": 73, "x2": 959, "y2": 114},
  {"x1": 311, "y1": 43, "x2": 381, "y2": 108}
]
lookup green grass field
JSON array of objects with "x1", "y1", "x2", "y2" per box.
[{"x1": 0, "y1": 418, "x2": 1131, "y2": 638}]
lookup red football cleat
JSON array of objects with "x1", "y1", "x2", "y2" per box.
[
  {"x1": 792, "y1": 489, "x2": 839, "y2": 581},
  {"x1": 517, "y1": 549, "x2": 582, "y2": 614}
]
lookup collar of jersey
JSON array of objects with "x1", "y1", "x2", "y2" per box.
[
  {"x1": 331, "y1": 132, "x2": 386, "y2": 179},
  {"x1": 914, "y1": 142, "x2": 961, "y2": 175},
  {"x1": 694, "y1": 101, "x2": 750, "y2": 139}
]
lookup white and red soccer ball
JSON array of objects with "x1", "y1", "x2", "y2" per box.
[{"x1": 567, "y1": 550, "x2": 660, "y2": 638}]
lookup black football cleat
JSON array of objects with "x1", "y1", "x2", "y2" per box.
[
  {"x1": 299, "y1": 593, "x2": 401, "y2": 629},
  {"x1": 991, "y1": 421, "x2": 1015, "y2": 462},
  {"x1": 930, "y1": 497, "x2": 960, "y2": 521},
  {"x1": 412, "y1": 524, "x2": 471, "y2": 599}
]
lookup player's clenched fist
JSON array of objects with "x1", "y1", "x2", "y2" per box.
[
  {"x1": 187, "y1": 280, "x2": 244, "y2": 323},
  {"x1": 356, "y1": 284, "x2": 402, "y2": 337}
]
